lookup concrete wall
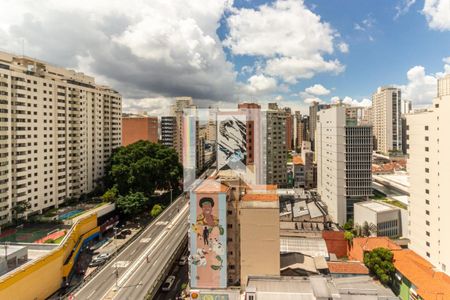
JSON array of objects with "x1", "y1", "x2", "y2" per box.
[{"x1": 240, "y1": 203, "x2": 280, "y2": 288}]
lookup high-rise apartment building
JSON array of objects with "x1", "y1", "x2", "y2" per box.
[
  {"x1": 160, "y1": 116, "x2": 176, "y2": 148},
  {"x1": 371, "y1": 87, "x2": 402, "y2": 154},
  {"x1": 316, "y1": 105, "x2": 372, "y2": 225},
  {"x1": 407, "y1": 75, "x2": 450, "y2": 275},
  {"x1": 283, "y1": 107, "x2": 293, "y2": 151},
  {"x1": 0, "y1": 51, "x2": 121, "y2": 225},
  {"x1": 266, "y1": 104, "x2": 287, "y2": 187},
  {"x1": 121, "y1": 115, "x2": 158, "y2": 146},
  {"x1": 309, "y1": 102, "x2": 331, "y2": 151},
  {"x1": 173, "y1": 97, "x2": 195, "y2": 163},
  {"x1": 238, "y1": 103, "x2": 261, "y2": 165}
]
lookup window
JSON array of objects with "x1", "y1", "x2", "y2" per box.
[{"x1": 425, "y1": 126, "x2": 429, "y2": 131}]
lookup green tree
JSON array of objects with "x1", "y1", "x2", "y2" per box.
[
  {"x1": 102, "y1": 186, "x2": 119, "y2": 202},
  {"x1": 150, "y1": 204, "x2": 164, "y2": 218},
  {"x1": 364, "y1": 247, "x2": 395, "y2": 285},
  {"x1": 116, "y1": 192, "x2": 148, "y2": 216},
  {"x1": 105, "y1": 141, "x2": 182, "y2": 196}
]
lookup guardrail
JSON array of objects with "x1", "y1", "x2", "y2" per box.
[
  {"x1": 59, "y1": 193, "x2": 188, "y2": 299},
  {"x1": 145, "y1": 235, "x2": 188, "y2": 300}
]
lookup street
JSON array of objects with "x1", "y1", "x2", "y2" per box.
[{"x1": 73, "y1": 195, "x2": 189, "y2": 300}]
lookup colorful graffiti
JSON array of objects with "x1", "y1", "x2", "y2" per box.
[
  {"x1": 189, "y1": 191, "x2": 227, "y2": 288},
  {"x1": 217, "y1": 113, "x2": 247, "y2": 171}
]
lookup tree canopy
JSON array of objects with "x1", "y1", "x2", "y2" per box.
[
  {"x1": 116, "y1": 192, "x2": 148, "y2": 216},
  {"x1": 105, "y1": 141, "x2": 182, "y2": 196},
  {"x1": 364, "y1": 247, "x2": 395, "y2": 285},
  {"x1": 150, "y1": 204, "x2": 164, "y2": 218}
]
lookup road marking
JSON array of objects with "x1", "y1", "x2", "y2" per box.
[
  {"x1": 87, "y1": 289, "x2": 96, "y2": 299},
  {"x1": 112, "y1": 204, "x2": 189, "y2": 297},
  {"x1": 140, "y1": 238, "x2": 151, "y2": 243},
  {"x1": 155, "y1": 221, "x2": 168, "y2": 226},
  {"x1": 75, "y1": 194, "x2": 186, "y2": 298},
  {"x1": 112, "y1": 261, "x2": 130, "y2": 268}
]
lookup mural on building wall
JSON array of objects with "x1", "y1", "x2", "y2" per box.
[
  {"x1": 217, "y1": 114, "x2": 246, "y2": 171},
  {"x1": 189, "y1": 192, "x2": 227, "y2": 288}
]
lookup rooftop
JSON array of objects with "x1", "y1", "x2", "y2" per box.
[
  {"x1": 292, "y1": 156, "x2": 304, "y2": 165},
  {"x1": 194, "y1": 179, "x2": 230, "y2": 193},
  {"x1": 280, "y1": 236, "x2": 329, "y2": 259},
  {"x1": 393, "y1": 250, "x2": 450, "y2": 299},
  {"x1": 352, "y1": 237, "x2": 401, "y2": 252},
  {"x1": 327, "y1": 261, "x2": 369, "y2": 275},
  {"x1": 242, "y1": 193, "x2": 278, "y2": 202},
  {"x1": 356, "y1": 200, "x2": 398, "y2": 213}
]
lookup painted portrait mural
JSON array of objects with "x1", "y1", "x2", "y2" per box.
[{"x1": 189, "y1": 191, "x2": 227, "y2": 288}]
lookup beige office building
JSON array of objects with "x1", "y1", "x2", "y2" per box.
[
  {"x1": 407, "y1": 74, "x2": 450, "y2": 275},
  {"x1": 0, "y1": 51, "x2": 121, "y2": 225},
  {"x1": 371, "y1": 87, "x2": 402, "y2": 154},
  {"x1": 316, "y1": 105, "x2": 372, "y2": 225}
]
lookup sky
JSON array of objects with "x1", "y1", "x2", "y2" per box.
[{"x1": 0, "y1": 0, "x2": 449, "y2": 115}]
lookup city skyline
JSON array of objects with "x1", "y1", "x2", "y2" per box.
[{"x1": 0, "y1": 0, "x2": 449, "y2": 115}]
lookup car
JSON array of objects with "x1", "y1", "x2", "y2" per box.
[
  {"x1": 89, "y1": 253, "x2": 111, "y2": 267},
  {"x1": 178, "y1": 256, "x2": 188, "y2": 266},
  {"x1": 161, "y1": 275, "x2": 176, "y2": 292},
  {"x1": 121, "y1": 229, "x2": 132, "y2": 235},
  {"x1": 115, "y1": 233, "x2": 126, "y2": 239}
]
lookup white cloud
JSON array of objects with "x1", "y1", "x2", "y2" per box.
[
  {"x1": 265, "y1": 55, "x2": 344, "y2": 84},
  {"x1": 242, "y1": 74, "x2": 278, "y2": 95},
  {"x1": 331, "y1": 96, "x2": 340, "y2": 103},
  {"x1": 400, "y1": 65, "x2": 437, "y2": 105},
  {"x1": 423, "y1": 0, "x2": 450, "y2": 31},
  {"x1": 225, "y1": 0, "x2": 345, "y2": 83},
  {"x1": 341, "y1": 96, "x2": 372, "y2": 107},
  {"x1": 304, "y1": 97, "x2": 323, "y2": 105},
  {"x1": 395, "y1": 0, "x2": 416, "y2": 20},
  {"x1": 0, "y1": 0, "x2": 236, "y2": 105},
  {"x1": 338, "y1": 42, "x2": 349, "y2": 53},
  {"x1": 305, "y1": 84, "x2": 330, "y2": 96}
]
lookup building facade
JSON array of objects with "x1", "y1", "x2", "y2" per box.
[
  {"x1": 354, "y1": 200, "x2": 402, "y2": 238},
  {"x1": 316, "y1": 105, "x2": 372, "y2": 225},
  {"x1": 0, "y1": 51, "x2": 121, "y2": 225},
  {"x1": 407, "y1": 74, "x2": 450, "y2": 275},
  {"x1": 371, "y1": 87, "x2": 402, "y2": 154},
  {"x1": 121, "y1": 115, "x2": 158, "y2": 146},
  {"x1": 309, "y1": 102, "x2": 331, "y2": 151},
  {"x1": 160, "y1": 116, "x2": 176, "y2": 148},
  {"x1": 266, "y1": 104, "x2": 287, "y2": 187}
]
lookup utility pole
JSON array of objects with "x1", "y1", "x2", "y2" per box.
[
  {"x1": 170, "y1": 183, "x2": 173, "y2": 205},
  {"x1": 113, "y1": 227, "x2": 119, "y2": 288}
]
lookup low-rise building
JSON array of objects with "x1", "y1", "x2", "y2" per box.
[
  {"x1": 354, "y1": 200, "x2": 403, "y2": 238},
  {"x1": 393, "y1": 249, "x2": 450, "y2": 300},
  {"x1": 245, "y1": 275, "x2": 398, "y2": 300},
  {"x1": 348, "y1": 237, "x2": 401, "y2": 262}
]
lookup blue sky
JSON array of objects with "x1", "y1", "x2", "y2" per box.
[
  {"x1": 0, "y1": 0, "x2": 449, "y2": 114},
  {"x1": 217, "y1": 0, "x2": 450, "y2": 111}
]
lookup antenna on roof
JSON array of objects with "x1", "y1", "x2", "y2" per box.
[{"x1": 22, "y1": 38, "x2": 25, "y2": 57}]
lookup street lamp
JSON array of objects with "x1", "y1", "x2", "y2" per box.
[
  {"x1": 113, "y1": 227, "x2": 119, "y2": 289},
  {"x1": 170, "y1": 182, "x2": 173, "y2": 205}
]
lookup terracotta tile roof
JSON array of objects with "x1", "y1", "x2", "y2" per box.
[
  {"x1": 248, "y1": 184, "x2": 278, "y2": 191},
  {"x1": 194, "y1": 179, "x2": 230, "y2": 193},
  {"x1": 393, "y1": 250, "x2": 450, "y2": 299},
  {"x1": 353, "y1": 237, "x2": 401, "y2": 252},
  {"x1": 293, "y1": 155, "x2": 304, "y2": 165},
  {"x1": 241, "y1": 193, "x2": 278, "y2": 202},
  {"x1": 327, "y1": 261, "x2": 369, "y2": 275}
]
